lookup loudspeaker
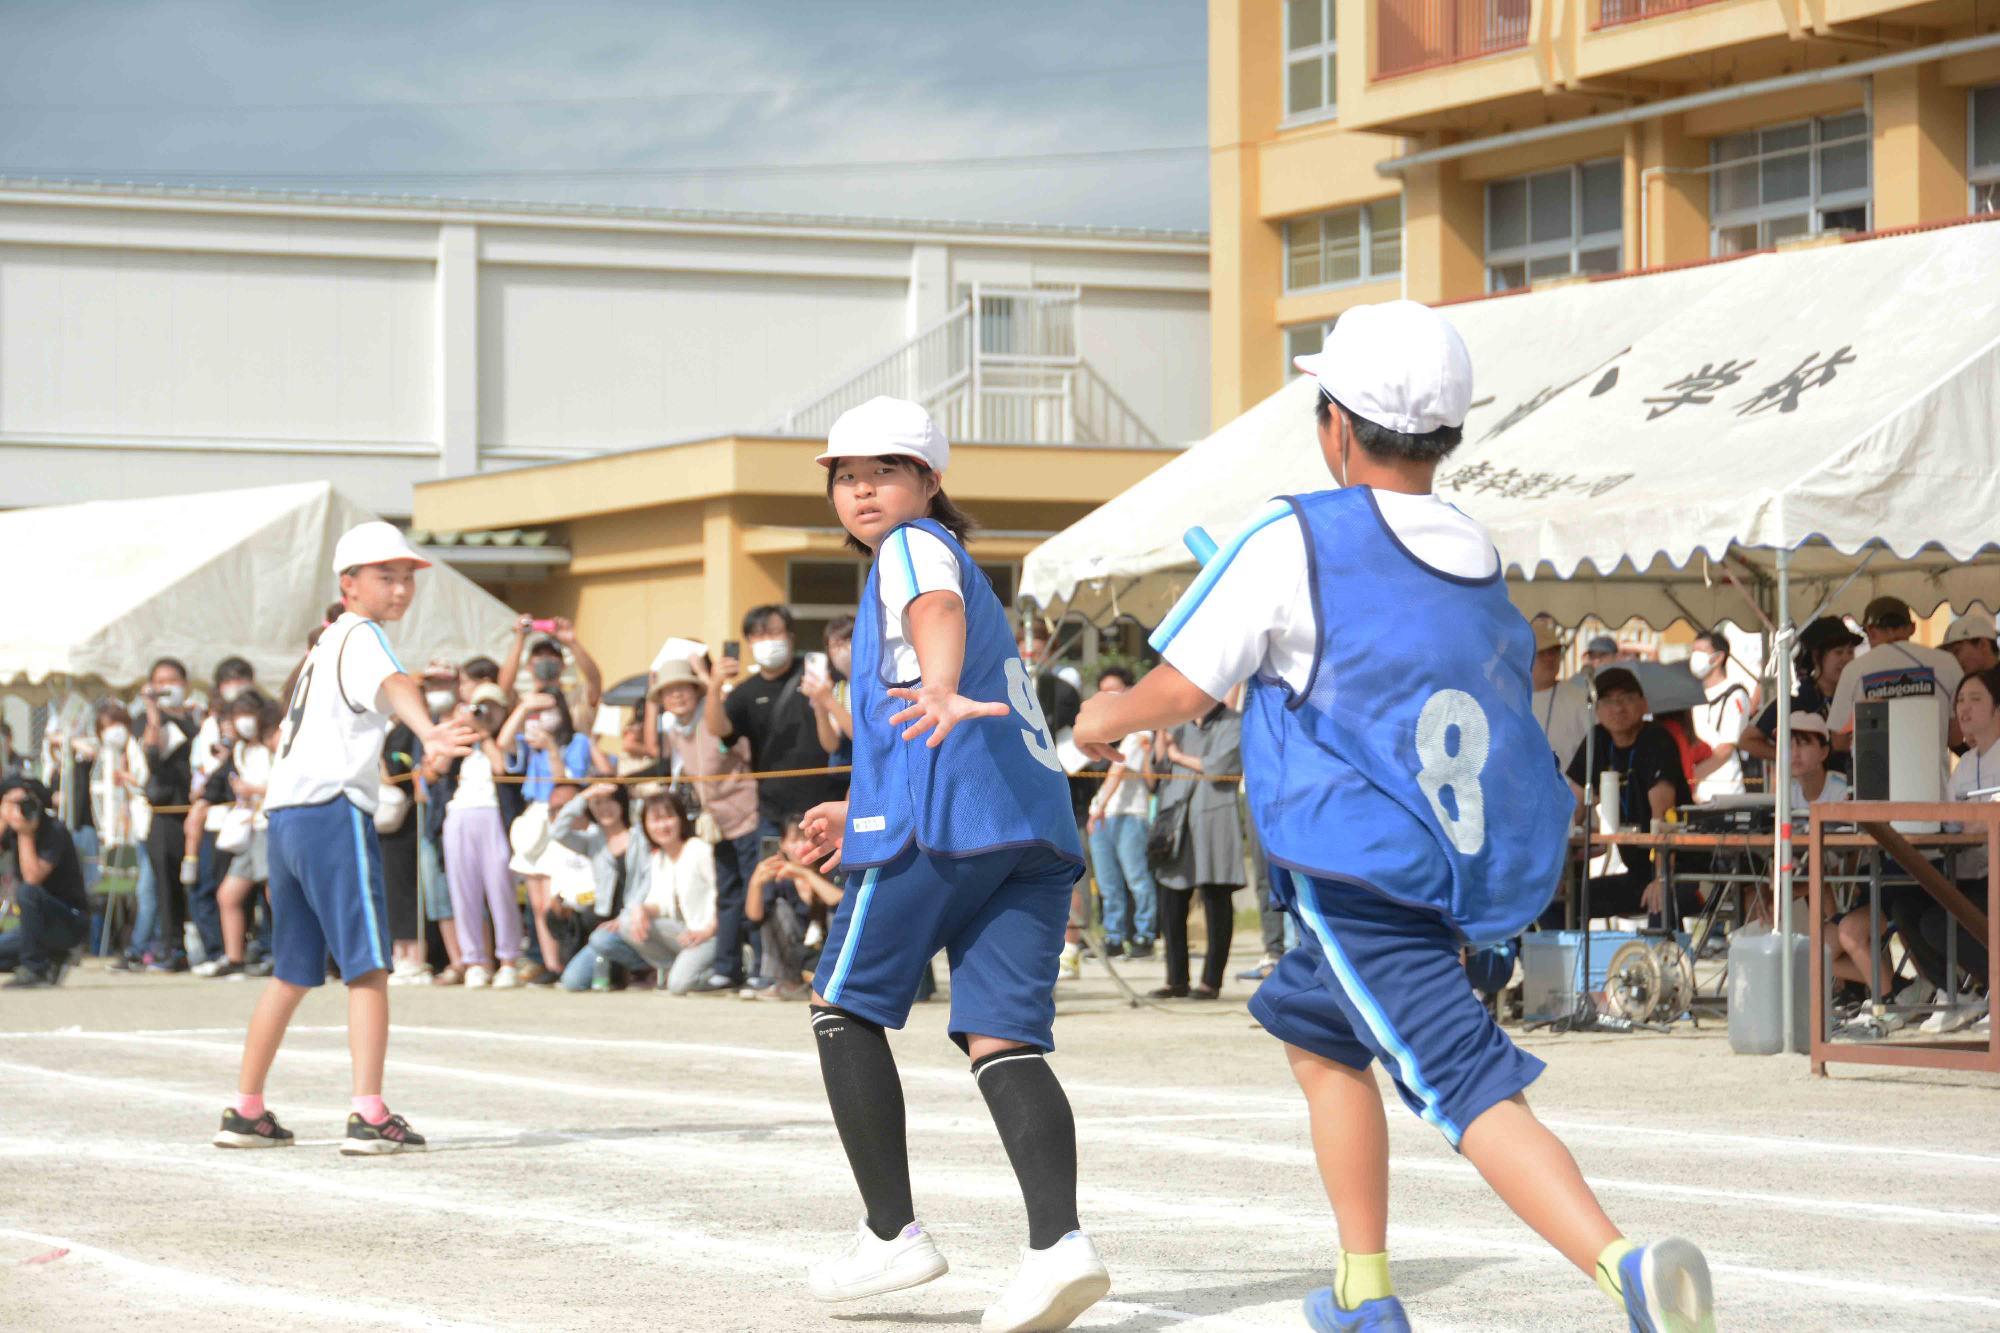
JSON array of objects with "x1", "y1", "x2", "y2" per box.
[{"x1": 1853, "y1": 697, "x2": 1943, "y2": 831}]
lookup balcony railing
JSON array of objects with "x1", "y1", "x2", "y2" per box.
[
  {"x1": 1594, "y1": 0, "x2": 1722, "y2": 26},
  {"x1": 1376, "y1": 0, "x2": 1531, "y2": 79}
]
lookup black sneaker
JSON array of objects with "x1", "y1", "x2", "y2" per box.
[
  {"x1": 212, "y1": 1108, "x2": 296, "y2": 1150},
  {"x1": 106, "y1": 953, "x2": 140, "y2": 973},
  {"x1": 1101, "y1": 940, "x2": 1125, "y2": 959},
  {"x1": 692, "y1": 972, "x2": 741, "y2": 994},
  {"x1": 146, "y1": 952, "x2": 190, "y2": 974},
  {"x1": 1124, "y1": 941, "x2": 1156, "y2": 961},
  {"x1": 341, "y1": 1112, "x2": 427, "y2": 1156},
  {"x1": 245, "y1": 958, "x2": 275, "y2": 978},
  {"x1": 4, "y1": 968, "x2": 54, "y2": 989}
]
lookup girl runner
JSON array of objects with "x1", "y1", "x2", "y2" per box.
[{"x1": 797, "y1": 396, "x2": 1111, "y2": 1333}]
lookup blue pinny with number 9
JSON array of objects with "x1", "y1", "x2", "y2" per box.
[
  {"x1": 841, "y1": 518, "x2": 1084, "y2": 875},
  {"x1": 1243, "y1": 488, "x2": 1571, "y2": 945}
]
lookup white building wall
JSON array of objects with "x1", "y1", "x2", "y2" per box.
[{"x1": 0, "y1": 182, "x2": 1210, "y2": 517}]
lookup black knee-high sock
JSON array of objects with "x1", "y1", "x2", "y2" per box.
[
  {"x1": 811, "y1": 1005, "x2": 914, "y2": 1241},
  {"x1": 972, "y1": 1048, "x2": 1080, "y2": 1249}
]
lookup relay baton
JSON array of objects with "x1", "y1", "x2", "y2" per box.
[{"x1": 1183, "y1": 526, "x2": 1219, "y2": 568}]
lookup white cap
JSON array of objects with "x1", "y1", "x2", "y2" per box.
[
  {"x1": 1789, "y1": 711, "x2": 1831, "y2": 738},
  {"x1": 1292, "y1": 300, "x2": 1474, "y2": 435},
  {"x1": 331, "y1": 521, "x2": 431, "y2": 577},
  {"x1": 816, "y1": 395, "x2": 949, "y2": 473},
  {"x1": 1944, "y1": 609, "x2": 1997, "y2": 646}
]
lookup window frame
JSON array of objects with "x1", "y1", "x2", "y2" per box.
[
  {"x1": 1283, "y1": 196, "x2": 1403, "y2": 294},
  {"x1": 1483, "y1": 159, "x2": 1624, "y2": 294},
  {"x1": 1707, "y1": 113, "x2": 1872, "y2": 256},
  {"x1": 1282, "y1": 0, "x2": 1340, "y2": 128},
  {"x1": 1284, "y1": 320, "x2": 1338, "y2": 380},
  {"x1": 1972, "y1": 85, "x2": 2000, "y2": 216}
]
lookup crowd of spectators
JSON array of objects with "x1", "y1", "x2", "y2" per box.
[{"x1": 3, "y1": 593, "x2": 1994, "y2": 1038}]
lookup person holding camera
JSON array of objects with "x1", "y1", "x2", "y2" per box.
[{"x1": 0, "y1": 776, "x2": 89, "y2": 987}]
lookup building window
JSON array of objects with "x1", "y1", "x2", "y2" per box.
[
  {"x1": 1974, "y1": 85, "x2": 2000, "y2": 215},
  {"x1": 1285, "y1": 198, "x2": 1401, "y2": 292},
  {"x1": 1284, "y1": 0, "x2": 1338, "y2": 124},
  {"x1": 1484, "y1": 161, "x2": 1622, "y2": 292},
  {"x1": 1285, "y1": 319, "x2": 1337, "y2": 378},
  {"x1": 1709, "y1": 113, "x2": 1871, "y2": 255}
]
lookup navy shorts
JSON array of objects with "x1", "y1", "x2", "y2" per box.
[
  {"x1": 266, "y1": 796, "x2": 393, "y2": 988},
  {"x1": 818, "y1": 840, "x2": 1080, "y2": 1052},
  {"x1": 1250, "y1": 867, "x2": 1543, "y2": 1151}
]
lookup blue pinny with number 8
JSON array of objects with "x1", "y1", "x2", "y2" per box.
[
  {"x1": 841, "y1": 517, "x2": 1084, "y2": 873},
  {"x1": 1243, "y1": 488, "x2": 1571, "y2": 945}
]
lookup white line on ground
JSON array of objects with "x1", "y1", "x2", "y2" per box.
[
  {"x1": 8, "y1": 1047, "x2": 1998, "y2": 1319},
  {"x1": 0, "y1": 1225, "x2": 500, "y2": 1331},
  {"x1": 21, "y1": 1028, "x2": 1997, "y2": 1238}
]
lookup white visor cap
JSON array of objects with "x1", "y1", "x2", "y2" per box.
[
  {"x1": 1292, "y1": 300, "x2": 1474, "y2": 436},
  {"x1": 332, "y1": 520, "x2": 431, "y2": 577},
  {"x1": 816, "y1": 395, "x2": 950, "y2": 474}
]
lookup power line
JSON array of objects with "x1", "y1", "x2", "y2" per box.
[
  {"x1": 12, "y1": 143, "x2": 1209, "y2": 185},
  {"x1": 0, "y1": 58, "x2": 1206, "y2": 115}
]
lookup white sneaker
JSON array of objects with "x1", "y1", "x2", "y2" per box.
[
  {"x1": 807, "y1": 1219, "x2": 949, "y2": 1303},
  {"x1": 491, "y1": 964, "x2": 521, "y2": 990},
  {"x1": 982, "y1": 1231, "x2": 1111, "y2": 1333},
  {"x1": 463, "y1": 965, "x2": 492, "y2": 989},
  {"x1": 1056, "y1": 945, "x2": 1082, "y2": 982},
  {"x1": 191, "y1": 959, "x2": 224, "y2": 978},
  {"x1": 804, "y1": 921, "x2": 826, "y2": 949},
  {"x1": 1921, "y1": 994, "x2": 1987, "y2": 1034}
]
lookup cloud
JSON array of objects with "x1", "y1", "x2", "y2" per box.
[{"x1": 0, "y1": 0, "x2": 1209, "y2": 230}]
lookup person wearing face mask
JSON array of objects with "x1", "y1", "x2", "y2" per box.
[
  {"x1": 414, "y1": 661, "x2": 467, "y2": 982},
  {"x1": 699, "y1": 603, "x2": 845, "y2": 993},
  {"x1": 1685, "y1": 631, "x2": 1750, "y2": 802},
  {"x1": 193, "y1": 696, "x2": 280, "y2": 980},
  {"x1": 498, "y1": 617, "x2": 605, "y2": 740},
  {"x1": 138, "y1": 655, "x2": 198, "y2": 970},
  {"x1": 497, "y1": 687, "x2": 599, "y2": 983},
  {"x1": 90, "y1": 702, "x2": 156, "y2": 968},
  {"x1": 182, "y1": 657, "x2": 262, "y2": 967}
]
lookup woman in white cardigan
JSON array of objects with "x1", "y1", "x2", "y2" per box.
[{"x1": 559, "y1": 790, "x2": 716, "y2": 993}]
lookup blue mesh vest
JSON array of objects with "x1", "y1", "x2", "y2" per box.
[
  {"x1": 842, "y1": 518, "x2": 1084, "y2": 874},
  {"x1": 1242, "y1": 489, "x2": 1571, "y2": 944}
]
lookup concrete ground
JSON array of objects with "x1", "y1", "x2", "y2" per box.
[{"x1": 2, "y1": 947, "x2": 1997, "y2": 1333}]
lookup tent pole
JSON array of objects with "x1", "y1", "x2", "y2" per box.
[{"x1": 1776, "y1": 548, "x2": 1796, "y2": 1054}]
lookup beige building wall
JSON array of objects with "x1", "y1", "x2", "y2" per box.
[{"x1": 1212, "y1": 0, "x2": 2000, "y2": 405}]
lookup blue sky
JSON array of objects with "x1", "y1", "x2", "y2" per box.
[{"x1": 0, "y1": 1, "x2": 1211, "y2": 230}]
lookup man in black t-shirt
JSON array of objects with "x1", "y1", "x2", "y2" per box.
[
  {"x1": 698, "y1": 604, "x2": 842, "y2": 991},
  {"x1": 1, "y1": 777, "x2": 88, "y2": 986},
  {"x1": 139, "y1": 656, "x2": 198, "y2": 968},
  {"x1": 1555, "y1": 668, "x2": 1699, "y2": 927}
]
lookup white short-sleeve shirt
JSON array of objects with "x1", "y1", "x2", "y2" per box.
[
  {"x1": 876, "y1": 525, "x2": 965, "y2": 682},
  {"x1": 1827, "y1": 639, "x2": 1963, "y2": 768},
  {"x1": 1157, "y1": 489, "x2": 1500, "y2": 702},
  {"x1": 1098, "y1": 732, "x2": 1153, "y2": 820},
  {"x1": 1693, "y1": 682, "x2": 1753, "y2": 801},
  {"x1": 264, "y1": 612, "x2": 406, "y2": 815}
]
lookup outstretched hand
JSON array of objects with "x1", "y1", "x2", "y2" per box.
[
  {"x1": 422, "y1": 716, "x2": 481, "y2": 761},
  {"x1": 797, "y1": 801, "x2": 848, "y2": 873},
  {"x1": 886, "y1": 685, "x2": 1008, "y2": 749}
]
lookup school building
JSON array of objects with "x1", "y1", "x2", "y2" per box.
[{"x1": 1208, "y1": 0, "x2": 2000, "y2": 423}]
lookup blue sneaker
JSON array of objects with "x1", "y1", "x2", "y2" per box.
[
  {"x1": 1618, "y1": 1238, "x2": 1716, "y2": 1333},
  {"x1": 1304, "y1": 1288, "x2": 1411, "y2": 1332}
]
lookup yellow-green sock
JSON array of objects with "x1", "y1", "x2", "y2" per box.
[
  {"x1": 1335, "y1": 1250, "x2": 1393, "y2": 1310},
  {"x1": 1595, "y1": 1238, "x2": 1640, "y2": 1303}
]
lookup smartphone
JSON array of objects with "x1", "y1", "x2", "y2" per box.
[
  {"x1": 722, "y1": 640, "x2": 741, "y2": 661},
  {"x1": 530, "y1": 618, "x2": 558, "y2": 633},
  {"x1": 759, "y1": 833, "x2": 784, "y2": 862},
  {"x1": 804, "y1": 651, "x2": 829, "y2": 687}
]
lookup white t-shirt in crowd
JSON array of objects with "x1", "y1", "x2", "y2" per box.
[
  {"x1": 233, "y1": 741, "x2": 275, "y2": 830},
  {"x1": 1693, "y1": 680, "x2": 1753, "y2": 801},
  {"x1": 1828, "y1": 638, "x2": 1963, "y2": 770},
  {"x1": 448, "y1": 748, "x2": 500, "y2": 810},
  {"x1": 1947, "y1": 736, "x2": 2000, "y2": 877},
  {"x1": 1532, "y1": 677, "x2": 1593, "y2": 773},
  {"x1": 192, "y1": 715, "x2": 232, "y2": 832},
  {"x1": 875, "y1": 525, "x2": 964, "y2": 683},
  {"x1": 645, "y1": 837, "x2": 718, "y2": 931},
  {"x1": 1096, "y1": 732, "x2": 1153, "y2": 820},
  {"x1": 1161, "y1": 489, "x2": 1500, "y2": 702},
  {"x1": 1792, "y1": 771, "x2": 1851, "y2": 811},
  {"x1": 264, "y1": 612, "x2": 405, "y2": 815}
]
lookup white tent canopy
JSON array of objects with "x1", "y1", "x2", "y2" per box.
[
  {"x1": 1, "y1": 481, "x2": 519, "y2": 693},
  {"x1": 1023, "y1": 218, "x2": 2000, "y2": 633}
]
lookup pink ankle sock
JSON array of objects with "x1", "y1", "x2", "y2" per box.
[
  {"x1": 352, "y1": 1095, "x2": 388, "y2": 1124},
  {"x1": 233, "y1": 1093, "x2": 265, "y2": 1118}
]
